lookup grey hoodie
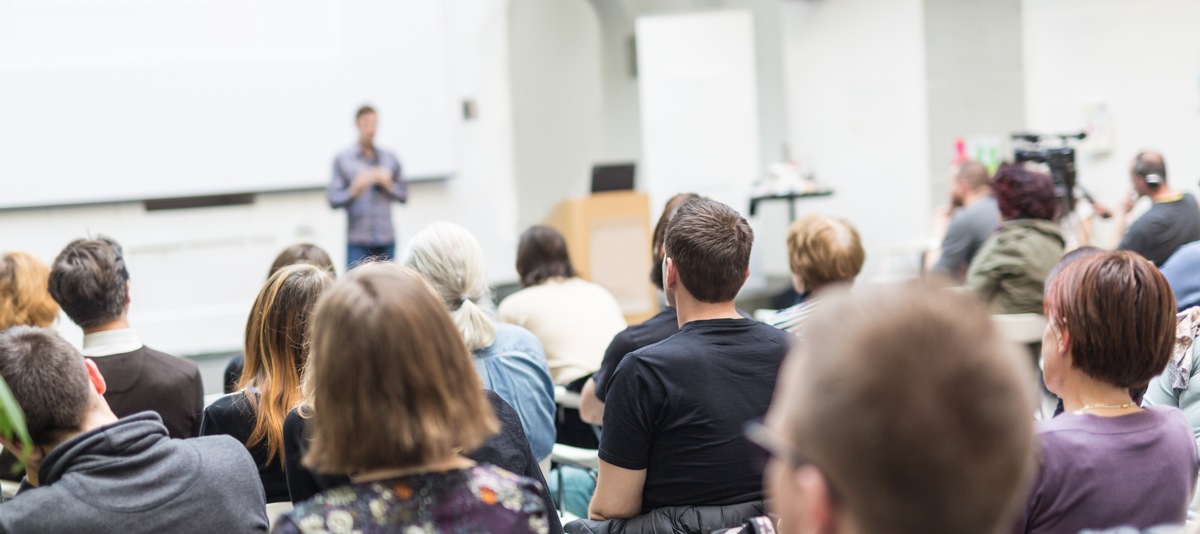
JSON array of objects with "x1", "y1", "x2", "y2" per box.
[{"x1": 0, "y1": 412, "x2": 267, "y2": 533}]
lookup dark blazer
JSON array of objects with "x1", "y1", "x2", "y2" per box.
[{"x1": 93, "y1": 346, "x2": 204, "y2": 439}]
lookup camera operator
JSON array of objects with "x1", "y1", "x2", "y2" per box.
[{"x1": 1098, "y1": 150, "x2": 1200, "y2": 266}]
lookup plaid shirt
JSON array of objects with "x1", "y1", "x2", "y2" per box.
[{"x1": 327, "y1": 145, "x2": 407, "y2": 246}]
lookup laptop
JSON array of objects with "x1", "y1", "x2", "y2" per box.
[{"x1": 591, "y1": 163, "x2": 636, "y2": 193}]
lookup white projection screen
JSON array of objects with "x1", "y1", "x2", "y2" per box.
[{"x1": 0, "y1": 0, "x2": 457, "y2": 209}]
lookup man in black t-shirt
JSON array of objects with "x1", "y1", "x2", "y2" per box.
[
  {"x1": 1112, "y1": 150, "x2": 1200, "y2": 266},
  {"x1": 588, "y1": 199, "x2": 790, "y2": 521}
]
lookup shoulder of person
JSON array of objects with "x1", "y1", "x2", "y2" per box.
[
  {"x1": 204, "y1": 392, "x2": 255, "y2": 418},
  {"x1": 282, "y1": 407, "x2": 311, "y2": 440},
  {"x1": 491, "y1": 323, "x2": 545, "y2": 354},
  {"x1": 183, "y1": 433, "x2": 261, "y2": 470}
]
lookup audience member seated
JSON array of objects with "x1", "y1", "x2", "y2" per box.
[
  {"x1": 928, "y1": 160, "x2": 999, "y2": 282},
  {"x1": 966, "y1": 164, "x2": 1065, "y2": 314},
  {"x1": 1141, "y1": 296, "x2": 1200, "y2": 517},
  {"x1": 766, "y1": 214, "x2": 865, "y2": 338},
  {"x1": 403, "y1": 222, "x2": 556, "y2": 461},
  {"x1": 499, "y1": 225, "x2": 627, "y2": 386},
  {"x1": 273, "y1": 264, "x2": 550, "y2": 533},
  {"x1": 223, "y1": 243, "x2": 336, "y2": 393},
  {"x1": 283, "y1": 387, "x2": 562, "y2": 530},
  {"x1": 1112, "y1": 150, "x2": 1200, "y2": 266},
  {"x1": 0, "y1": 251, "x2": 62, "y2": 481},
  {"x1": 1159, "y1": 241, "x2": 1200, "y2": 312},
  {"x1": 754, "y1": 283, "x2": 1036, "y2": 534},
  {"x1": 200, "y1": 264, "x2": 333, "y2": 503},
  {"x1": 586, "y1": 199, "x2": 789, "y2": 527},
  {"x1": 1014, "y1": 251, "x2": 1196, "y2": 532},
  {"x1": 0, "y1": 326, "x2": 267, "y2": 533},
  {"x1": 0, "y1": 251, "x2": 59, "y2": 331},
  {"x1": 48, "y1": 236, "x2": 204, "y2": 438},
  {"x1": 580, "y1": 192, "x2": 698, "y2": 426}
]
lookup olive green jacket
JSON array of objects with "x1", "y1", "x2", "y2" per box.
[{"x1": 965, "y1": 219, "x2": 1065, "y2": 315}]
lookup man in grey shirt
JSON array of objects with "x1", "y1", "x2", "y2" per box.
[
  {"x1": 930, "y1": 160, "x2": 999, "y2": 282},
  {"x1": 0, "y1": 327, "x2": 267, "y2": 533}
]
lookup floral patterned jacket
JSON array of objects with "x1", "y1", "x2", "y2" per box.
[{"x1": 273, "y1": 465, "x2": 549, "y2": 534}]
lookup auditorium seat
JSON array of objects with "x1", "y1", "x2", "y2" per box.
[{"x1": 265, "y1": 501, "x2": 293, "y2": 529}]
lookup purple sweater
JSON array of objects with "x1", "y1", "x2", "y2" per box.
[{"x1": 1014, "y1": 406, "x2": 1198, "y2": 533}]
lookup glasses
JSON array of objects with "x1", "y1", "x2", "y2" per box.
[
  {"x1": 744, "y1": 420, "x2": 809, "y2": 473},
  {"x1": 744, "y1": 420, "x2": 841, "y2": 501}
]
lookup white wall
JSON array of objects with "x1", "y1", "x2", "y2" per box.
[
  {"x1": 924, "y1": 0, "x2": 1025, "y2": 207},
  {"x1": 780, "y1": 0, "x2": 930, "y2": 281},
  {"x1": 0, "y1": 0, "x2": 522, "y2": 357},
  {"x1": 1023, "y1": 0, "x2": 1200, "y2": 234},
  {"x1": 508, "y1": 0, "x2": 603, "y2": 229}
]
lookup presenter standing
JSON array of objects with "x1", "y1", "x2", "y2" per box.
[{"x1": 328, "y1": 105, "x2": 407, "y2": 267}]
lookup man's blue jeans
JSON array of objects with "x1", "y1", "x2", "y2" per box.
[{"x1": 347, "y1": 243, "x2": 395, "y2": 269}]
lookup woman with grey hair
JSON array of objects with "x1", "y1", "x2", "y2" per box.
[{"x1": 402, "y1": 222, "x2": 557, "y2": 462}]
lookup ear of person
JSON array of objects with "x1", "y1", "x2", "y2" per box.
[{"x1": 793, "y1": 465, "x2": 839, "y2": 534}]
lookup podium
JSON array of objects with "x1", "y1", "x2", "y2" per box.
[{"x1": 543, "y1": 192, "x2": 657, "y2": 324}]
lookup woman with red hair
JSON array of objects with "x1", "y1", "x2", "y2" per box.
[
  {"x1": 966, "y1": 164, "x2": 1065, "y2": 314},
  {"x1": 1013, "y1": 251, "x2": 1196, "y2": 532}
]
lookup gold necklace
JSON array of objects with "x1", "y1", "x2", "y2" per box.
[{"x1": 1074, "y1": 402, "x2": 1135, "y2": 415}]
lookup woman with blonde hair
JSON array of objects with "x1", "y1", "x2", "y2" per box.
[
  {"x1": 274, "y1": 263, "x2": 549, "y2": 533},
  {"x1": 0, "y1": 251, "x2": 60, "y2": 481},
  {"x1": 402, "y1": 222, "x2": 556, "y2": 462},
  {"x1": 0, "y1": 251, "x2": 60, "y2": 330},
  {"x1": 200, "y1": 263, "x2": 333, "y2": 502}
]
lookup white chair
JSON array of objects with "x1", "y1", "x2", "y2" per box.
[
  {"x1": 0, "y1": 479, "x2": 20, "y2": 499},
  {"x1": 554, "y1": 386, "x2": 581, "y2": 410},
  {"x1": 265, "y1": 501, "x2": 293, "y2": 529},
  {"x1": 993, "y1": 313, "x2": 1057, "y2": 419},
  {"x1": 550, "y1": 385, "x2": 598, "y2": 515},
  {"x1": 992, "y1": 313, "x2": 1047, "y2": 345}
]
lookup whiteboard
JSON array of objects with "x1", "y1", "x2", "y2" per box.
[
  {"x1": 0, "y1": 0, "x2": 457, "y2": 209},
  {"x1": 635, "y1": 10, "x2": 760, "y2": 214}
]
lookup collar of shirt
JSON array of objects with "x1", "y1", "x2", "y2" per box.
[
  {"x1": 357, "y1": 144, "x2": 379, "y2": 162},
  {"x1": 82, "y1": 328, "x2": 143, "y2": 357}
]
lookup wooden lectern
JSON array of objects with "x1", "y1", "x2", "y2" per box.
[{"x1": 544, "y1": 191, "x2": 657, "y2": 325}]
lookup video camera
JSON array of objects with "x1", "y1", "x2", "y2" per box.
[{"x1": 1011, "y1": 132, "x2": 1086, "y2": 212}]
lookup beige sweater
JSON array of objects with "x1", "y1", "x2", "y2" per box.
[{"x1": 498, "y1": 277, "x2": 628, "y2": 385}]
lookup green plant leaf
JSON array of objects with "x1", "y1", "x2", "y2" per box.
[{"x1": 0, "y1": 373, "x2": 32, "y2": 464}]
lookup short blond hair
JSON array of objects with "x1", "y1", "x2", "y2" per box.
[
  {"x1": 303, "y1": 263, "x2": 498, "y2": 474},
  {"x1": 0, "y1": 252, "x2": 60, "y2": 329},
  {"x1": 786, "y1": 215, "x2": 865, "y2": 291}
]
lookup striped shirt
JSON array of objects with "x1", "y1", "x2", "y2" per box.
[
  {"x1": 766, "y1": 299, "x2": 824, "y2": 339},
  {"x1": 327, "y1": 145, "x2": 407, "y2": 246}
]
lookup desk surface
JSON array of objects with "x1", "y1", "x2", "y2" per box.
[{"x1": 748, "y1": 189, "x2": 835, "y2": 217}]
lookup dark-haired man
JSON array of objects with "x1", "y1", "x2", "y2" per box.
[
  {"x1": 1113, "y1": 150, "x2": 1200, "y2": 266},
  {"x1": 0, "y1": 327, "x2": 267, "y2": 533},
  {"x1": 588, "y1": 199, "x2": 789, "y2": 524},
  {"x1": 328, "y1": 105, "x2": 408, "y2": 267},
  {"x1": 929, "y1": 160, "x2": 999, "y2": 281},
  {"x1": 48, "y1": 236, "x2": 203, "y2": 439}
]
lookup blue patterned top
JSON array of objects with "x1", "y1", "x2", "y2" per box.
[{"x1": 273, "y1": 465, "x2": 549, "y2": 533}]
